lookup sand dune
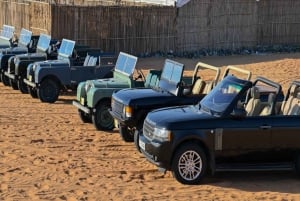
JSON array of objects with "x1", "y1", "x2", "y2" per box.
[{"x1": 1, "y1": 53, "x2": 300, "y2": 201}]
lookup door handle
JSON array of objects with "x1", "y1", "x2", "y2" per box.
[{"x1": 260, "y1": 125, "x2": 271, "y2": 129}]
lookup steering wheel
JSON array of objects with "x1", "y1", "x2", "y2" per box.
[{"x1": 135, "y1": 68, "x2": 145, "y2": 81}]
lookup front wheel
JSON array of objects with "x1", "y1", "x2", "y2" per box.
[
  {"x1": 119, "y1": 124, "x2": 134, "y2": 142},
  {"x1": 37, "y1": 79, "x2": 60, "y2": 103},
  {"x1": 172, "y1": 143, "x2": 207, "y2": 185},
  {"x1": 10, "y1": 79, "x2": 18, "y2": 90},
  {"x1": 134, "y1": 129, "x2": 141, "y2": 152},
  {"x1": 78, "y1": 109, "x2": 92, "y2": 123},
  {"x1": 1, "y1": 73, "x2": 10, "y2": 86},
  {"x1": 92, "y1": 100, "x2": 114, "y2": 131},
  {"x1": 18, "y1": 78, "x2": 28, "y2": 94},
  {"x1": 28, "y1": 86, "x2": 38, "y2": 98}
]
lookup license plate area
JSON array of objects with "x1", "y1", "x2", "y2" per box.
[
  {"x1": 80, "y1": 97, "x2": 85, "y2": 105},
  {"x1": 114, "y1": 119, "x2": 119, "y2": 128},
  {"x1": 139, "y1": 139, "x2": 145, "y2": 150}
]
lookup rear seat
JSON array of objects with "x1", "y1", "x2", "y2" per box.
[
  {"x1": 281, "y1": 85, "x2": 300, "y2": 115},
  {"x1": 83, "y1": 55, "x2": 98, "y2": 66},
  {"x1": 260, "y1": 93, "x2": 276, "y2": 116},
  {"x1": 83, "y1": 55, "x2": 90, "y2": 66},
  {"x1": 144, "y1": 70, "x2": 161, "y2": 88},
  {"x1": 286, "y1": 93, "x2": 300, "y2": 115},
  {"x1": 88, "y1": 56, "x2": 97, "y2": 66}
]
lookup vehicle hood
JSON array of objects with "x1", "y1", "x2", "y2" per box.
[
  {"x1": 113, "y1": 88, "x2": 173, "y2": 105},
  {"x1": 146, "y1": 105, "x2": 216, "y2": 130},
  {"x1": 34, "y1": 59, "x2": 69, "y2": 68},
  {"x1": 15, "y1": 53, "x2": 46, "y2": 61},
  {"x1": 0, "y1": 47, "x2": 28, "y2": 54},
  {"x1": 88, "y1": 78, "x2": 130, "y2": 89}
]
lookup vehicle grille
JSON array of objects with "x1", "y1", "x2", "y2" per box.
[
  {"x1": 30, "y1": 71, "x2": 35, "y2": 82},
  {"x1": 143, "y1": 120, "x2": 155, "y2": 140},
  {"x1": 112, "y1": 98, "x2": 124, "y2": 117},
  {"x1": 8, "y1": 60, "x2": 15, "y2": 73}
]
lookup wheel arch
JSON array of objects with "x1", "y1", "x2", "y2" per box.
[
  {"x1": 40, "y1": 74, "x2": 62, "y2": 89},
  {"x1": 171, "y1": 138, "x2": 213, "y2": 174},
  {"x1": 135, "y1": 109, "x2": 148, "y2": 130},
  {"x1": 94, "y1": 97, "x2": 111, "y2": 109},
  {"x1": 92, "y1": 97, "x2": 114, "y2": 131}
]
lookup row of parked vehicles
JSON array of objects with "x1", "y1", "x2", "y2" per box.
[
  {"x1": 1, "y1": 24, "x2": 300, "y2": 185},
  {"x1": 0, "y1": 25, "x2": 117, "y2": 103}
]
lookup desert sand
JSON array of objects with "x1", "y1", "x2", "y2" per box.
[{"x1": 1, "y1": 53, "x2": 300, "y2": 201}]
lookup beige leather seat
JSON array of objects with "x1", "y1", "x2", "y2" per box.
[
  {"x1": 281, "y1": 85, "x2": 299, "y2": 115},
  {"x1": 203, "y1": 81, "x2": 214, "y2": 94},
  {"x1": 83, "y1": 55, "x2": 90, "y2": 66},
  {"x1": 192, "y1": 79, "x2": 206, "y2": 95},
  {"x1": 287, "y1": 93, "x2": 300, "y2": 115},
  {"x1": 245, "y1": 86, "x2": 262, "y2": 116},
  {"x1": 289, "y1": 103, "x2": 300, "y2": 115},
  {"x1": 260, "y1": 93, "x2": 275, "y2": 116}
]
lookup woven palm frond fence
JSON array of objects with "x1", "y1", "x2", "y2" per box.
[{"x1": 1, "y1": 0, "x2": 299, "y2": 56}]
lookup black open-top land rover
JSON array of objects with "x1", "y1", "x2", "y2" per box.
[
  {"x1": 0, "y1": 28, "x2": 39, "y2": 85},
  {"x1": 139, "y1": 76, "x2": 300, "y2": 185},
  {"x1": 4, "y1": 33, "x2": 58, "y2": 93},
  {"x1": 110, "y1": 62, "x2": 251, "y2": 147},
  {"x1": 110, "y1": 60, "x2": 221, "y2": 143},
  {"x1": 0, "y1": 24, "x2": 15, "y2": 48}
]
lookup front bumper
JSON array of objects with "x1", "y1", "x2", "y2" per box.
[
  {"x1": 4, "y1": 71, "x2": 15, "y2": 80},
  {"x1": 139, "y1": 132, "x2": 172, "y2": 170},
  {"x1": 23, "y1": 78, "x2": 36, "y2": 88},
  {"x1": 72, "y1": 100, "x2": 92, "y2": 115},
  {"x1": 108, "y1": 110, "x2": 135, "y2": 127}
]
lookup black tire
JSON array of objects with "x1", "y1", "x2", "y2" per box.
[
  {"x1": 172, "y1": 143, "x2": 207, "y2": 185},
  {"x1": 18, "y1": 78, "x2": 28, "y2": 94},
  {"x1": 295, "y1": 154, "x2": 300, "y2": 176},
  {"x1": 28, "y1": 86, "x2": 38, "y2": 98},
  {"x1": 9, "y1": 79, "x2": 18, "y2": 90},
  {"x1": 119, "y1": 124, "x2": 134, "y2": 142},
  {"x1": 134, "y1": 129, "x2": 141, "y2": 152},
  {"x1": 1, "y1": 73, "x2": 10, "y2": 86},
  {"x1": 37, "y1": 79, "x2": 60, "y2": 103},
  {"x1": 92, "y1": 100, "x2": 114, "y2": 131},
  {"x1": 78, "y1": 109, "x2": 92, "y2": 123}
]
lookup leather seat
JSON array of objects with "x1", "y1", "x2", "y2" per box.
[
  {"x1": 203, "y1": 81, "x2": 214, "y2": 94},
  {"x1": 245, "y1": 86, "x2": 262, "y2": 116},
  {"x1": 192, "y1": 79, "x2": 206, "y2": 95},
  {"x1": 260, "y1": 93, "x2": 276, "y2": 116},
  {"x1": 281, "y1": 85, "x2": 299, "y2": 115}
]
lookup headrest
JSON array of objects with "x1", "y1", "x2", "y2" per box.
[
  {"x1": 290, "y1": 85, "x2": 299, "y2": 97},
  {"x1": 268, "y1": 93, "x2": 276, "y2": 103},
  {"x1": 251, "y1": 86, "x2": 260, "y2": 99},
  {"x1": 192, "y1": 79, "x2": 205, "y2": 94}
]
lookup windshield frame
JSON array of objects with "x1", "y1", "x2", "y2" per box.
[{"x1": 199, "y1": 76, "x2": 250, "y2": 116}]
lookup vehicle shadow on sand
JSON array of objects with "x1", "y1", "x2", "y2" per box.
[{"x1": 203, "y1": 171, "x2": 300, "y2": 194}]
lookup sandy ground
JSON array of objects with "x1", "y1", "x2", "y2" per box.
[{"x1": 1, "y1": 53, "x2": 300, "y2": 201}]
